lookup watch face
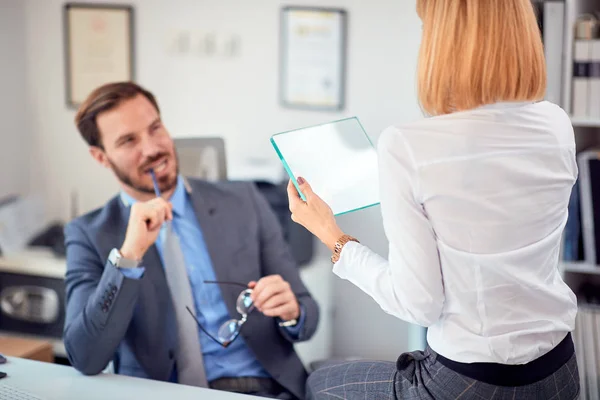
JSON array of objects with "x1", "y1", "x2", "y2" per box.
[
  {"x1": 109, "y1": 249, "x2": 127, "y2": 267},
  {"x1": 109, "y1": 249, "x2": 120, "y2": 264},
  {"x1": 112, "y1": 249, "x2": 140, "y2": 268}
]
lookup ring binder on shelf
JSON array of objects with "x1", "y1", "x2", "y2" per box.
[{"x1": 577, "y1": 150, "x2": 600, "y2": 265}]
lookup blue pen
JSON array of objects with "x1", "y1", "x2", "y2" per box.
[
  {"x1": 149, "y1": 169, "x2": 161, "y2": 197},
  {"x1": 150, "y1": 169, "x2": 172, "y2": 231}
]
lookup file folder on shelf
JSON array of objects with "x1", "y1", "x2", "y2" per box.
[{"x1": 577, "y1": 150, "x2": 600, "y2": 264}]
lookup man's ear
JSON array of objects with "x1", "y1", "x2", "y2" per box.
[{"x1": 89, "y1": 146, "x2": 111, "y2": 168}]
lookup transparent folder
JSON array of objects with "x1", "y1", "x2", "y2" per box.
[{"x1": 270, "y1": 117, "x2": 380, "y2": 216}]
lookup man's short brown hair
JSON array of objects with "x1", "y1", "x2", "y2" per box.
[{"x1": 74, "y1": 82, "x2": 160, "y2": 148}]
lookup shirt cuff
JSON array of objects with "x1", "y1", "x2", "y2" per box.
[
  {"x1": 281, "y1": 304, "x2": 306, "y2": 337},
  {"x1": 118, "y1": 266, "x2": 145, "y2": 280},
  {"x1": 332, "y1": 241, "x2": 375, "y2": 279}
]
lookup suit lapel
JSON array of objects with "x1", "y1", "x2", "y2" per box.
[{"x1": 187, "y1": 180, "x2": 240, "y2": 319}]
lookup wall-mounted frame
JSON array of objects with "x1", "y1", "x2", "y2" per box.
[
  {"x1": 63, "y1": 3, "x2": 135, "y2": 108},
  {"x1": 279, "y1": 6, "x2": 347, "y2": 112}
]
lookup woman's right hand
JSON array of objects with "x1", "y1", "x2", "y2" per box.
[{"x1": 287, "y1": 177, "x2": 345, "y2": 251}]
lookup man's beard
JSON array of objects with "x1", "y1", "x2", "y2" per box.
[{"x1": 108, "y1": 151, "x2": 180, "y2": 194}]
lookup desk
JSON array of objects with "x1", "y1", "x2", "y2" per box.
[
  {"x1": 0, "y1": 331, "x2": 65, "y2": 358},
  {"x1": 0, "y1": 249, "x2": 66, "y2": 356},
  {"x1": 0, "y1": 357, "x2": 263, "y2": 399},
  {"x1": 0, "y1": 336, "x2": 53, "y2": 362},
  {"x1": 0, "y1": 248, "x2": 334, "y2": 366}
]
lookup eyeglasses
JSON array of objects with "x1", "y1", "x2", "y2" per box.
[{"x1": 186, "y1": 280, "x2": 254, "y2": 348}]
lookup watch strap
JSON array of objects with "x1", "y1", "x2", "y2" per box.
[
  {"x1": 331, "y1": 235, "x2": 359, "y2": 263},
  {"x1": 278, "y1": 319, "x2": 298, "y2": 327},
  {"x1": 109, "y1": 248, "x2": 141, "y2": 269}
]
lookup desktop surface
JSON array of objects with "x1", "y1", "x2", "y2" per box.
[{"x1": 0, "y1": 357, "x2": 264, "y2": 400}]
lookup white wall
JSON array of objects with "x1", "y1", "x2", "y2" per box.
[
  {"x1": 0, "y1": 0, "x2": 31, "y2": 199},
  {"x1": 23, "y1": 0, "x2": 423, "y2": 219},
  {"x1": 21, "y1": 0, "x2": 425, "y2": 360}
]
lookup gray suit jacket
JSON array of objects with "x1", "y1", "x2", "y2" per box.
[{"x1": 63, "y1": 179, "x2": 319, "y2": 399}]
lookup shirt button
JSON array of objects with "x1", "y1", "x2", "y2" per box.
[{"x1": 111, "y1": 287, "x2": 117, "y2": 294}]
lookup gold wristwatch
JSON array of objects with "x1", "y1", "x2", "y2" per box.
[{"x1": 331, "y1": 235, "x2": 359, "y2": 263}]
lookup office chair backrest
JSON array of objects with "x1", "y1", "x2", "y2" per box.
[
  {"x1": 173, "y1": 136, "x2": 314, "y2": 266},
  {"x1": 174, "y1": 137, "x2": 227, "y2": 182}
]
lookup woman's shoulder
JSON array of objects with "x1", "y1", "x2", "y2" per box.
[
  {"x1": 377, "y1": 116, "x2": 451, "y2": 153},
  {"x1": 376, "y1": 124, "x2": 425, "y2": 166},
  {"x1": 376, "y1": 125, "x2": 408, "y2": 154},
  {"x1": 376, "y1": 101, "x2": 573, "y2": 166},
  {"x1": 383, "y1": 101, "x2": 571, "y2": 137}
]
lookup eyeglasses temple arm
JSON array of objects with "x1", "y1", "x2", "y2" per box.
[
  {"x1": 185, "y1": 306, "x2": 229, "y2": 347},
  {"x1": 203, "y1": 280, "x2": 249, "y2": 288}
]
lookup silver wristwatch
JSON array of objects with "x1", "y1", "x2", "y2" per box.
[{"x1": 108, "y1": 248, "x2": 141, "y2": 269}]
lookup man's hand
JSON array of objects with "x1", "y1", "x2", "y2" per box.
[
  {"x1": 249, "y1": 275, "x2": 300, "y2": 322},
  {"x1": 120, "y1": 198, "x2": 173, "y2": 261}
]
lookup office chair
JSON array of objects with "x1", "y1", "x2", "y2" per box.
[{"x1": 173, "y1": 137, "x2": 314, "y2": 267}]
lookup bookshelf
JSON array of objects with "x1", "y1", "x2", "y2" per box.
[
  {"x1": 563, "y1": 0, "x2": 600, "y2": 119},
  {"x1": 556, "y1": 0, "x2": 600, "y2": 396},
  {"x1": 561, "y1": 261, "x2": 600, "y2": 275},
  {"x1": 559, "y1": 0, "x2": 600, "y2": 277},
  {"x1": 557, "y1": 0, "x2": 600, "y2": 273},
  {"x1": 570, "y1": 116, "x2": 600, "y2": 127}
]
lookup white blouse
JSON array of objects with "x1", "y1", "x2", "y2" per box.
[{"x1": 334, "y1": 101, "x2": 578, "y2": 364}]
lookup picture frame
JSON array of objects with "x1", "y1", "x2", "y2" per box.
[
  {"x1": 63, "y1": 3, "x2": 135, "y2": 108},
  {"x1": 279, "y1": 6, "x2": 347, "y2": 112}
]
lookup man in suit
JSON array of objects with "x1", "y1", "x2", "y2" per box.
[{"x1": 63, "y1": 82, "x2": 319, "y2": 399}]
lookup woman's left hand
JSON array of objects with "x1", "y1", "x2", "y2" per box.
[{"x1": 287, "y1": 177, "x2": 345, "y2": 251}]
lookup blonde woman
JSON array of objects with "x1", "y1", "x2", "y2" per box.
[{"x1": 288, "y1": 0, "x2": 580, "y2": 398}]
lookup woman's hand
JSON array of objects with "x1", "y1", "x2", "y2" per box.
[{"x1": 287, "y1": 177, "x2": 345, "y2": 251}]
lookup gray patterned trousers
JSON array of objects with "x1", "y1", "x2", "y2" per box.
[{"x1": 306, "y1": 346, "x2": 580, "y2": 399}]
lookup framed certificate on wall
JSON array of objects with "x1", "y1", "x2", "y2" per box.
[
  {"x1": 280, "y1": 6, "x2": 347, "y2": 111},
  {"x1": 63, "y1": 3, "x2": 135, "y2": 107}
]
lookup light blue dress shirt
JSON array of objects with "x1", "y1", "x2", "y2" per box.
[{"x1": 118, "y1": 176, "x2": 304, "y2": 382}]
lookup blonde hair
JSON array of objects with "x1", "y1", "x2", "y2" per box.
[{"x1": 416, "y1": 0, "x2": 547, "y2": 116}]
